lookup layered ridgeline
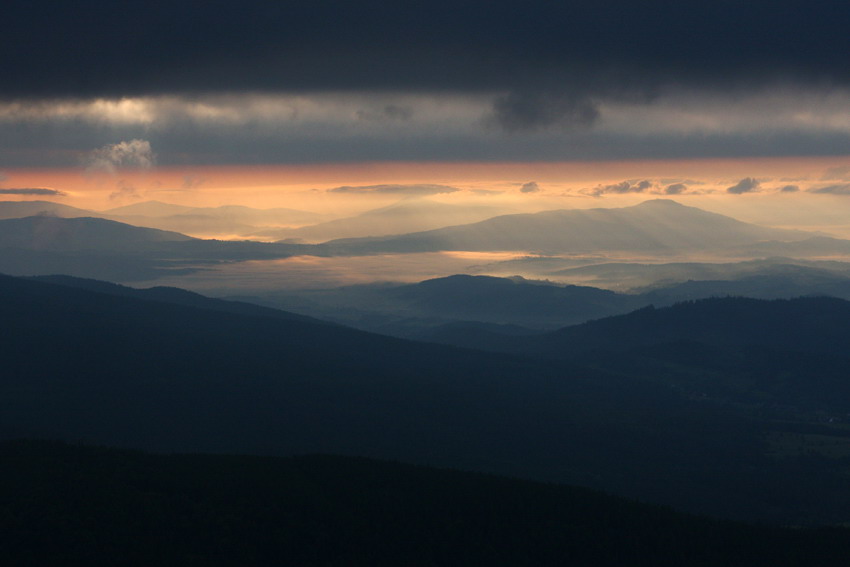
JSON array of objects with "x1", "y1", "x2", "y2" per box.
[
  {"x1": 0, "y1": 200, "x2": 99, "y2": 219},
  {"x1": 239, "y1": 260, "x2": 850, "y2": 337},
  {"x1": 4, "y1": 273, "x2": 850, "y2": 525},
  {"x1": 3, "y1": 199, "x2": 850, "y2": 285},
  {"x1": 0, "y1": 199, "x2": 328, "y2": 237},
  {"x1": 317, "y1": 199, "x2": 816, "y2": 255},
  {"x1": 3, "y1": 440, "x2": 847, "y2": 567},
  {"x1": 103, "y1": 200, "x2": 329, "y2": 236},
  {"x1": 0, "y1": 215, "x2": 310, "y2": 280},
  {"x1": 257, "y1": 198, "x2": 514, "y2": 242}
]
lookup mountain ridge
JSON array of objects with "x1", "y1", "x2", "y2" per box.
[{"x1": 318, "y1": 199, "x2": 815, "y2": 255}]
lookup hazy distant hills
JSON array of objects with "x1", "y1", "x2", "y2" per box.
[
  {"x1": 240, "y1": 260, "x2": 850, "y2": 337},
  {"x1": 6, "y1": 273, "x2": 850, "y2": 524},
  {"x1": 264, "y1": 199, "x2": 511, "y2": 242},
  {"x1": 104, "y1": 200, "x2": 329, "y2": 236},
  {"x1": 0, "y1": 199, "x2": 328, "y2": 239},
  {"x1": 0, "y1": 199, "x2": 101, "y2": 219},
  {"x1": 727, "y1": 235, "x2": 850, "y2": 258},
  {"x1": 0, "y1": 215, "x2": 194, "y2": 250},
  {"x1": 549, "y1": 257, "x2": 850, "y2": 289},
  {"x1": 0, "y1": 216, "x2": 310, "y2": 281},
  {"x1": 320, "y1": 199, "x2": 813, "y2": 255},
  {"x1": 255, "y1": 275, "x2": 645, "y2": 333},
  {"x1": 4, "y1": 441, "x2": 847, "y2": 567}
]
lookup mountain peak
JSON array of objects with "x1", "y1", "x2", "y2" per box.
[{"x1": 631, "y1": 199, "x2": 685, "y2": 208}]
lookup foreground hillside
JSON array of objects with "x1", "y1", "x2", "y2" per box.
[
  {"x1": 4, "y1": 274, "x2": 850, "y2": 524},
  {"x1": 2, "y1": 440, "x2": 847, "y2": 567}
]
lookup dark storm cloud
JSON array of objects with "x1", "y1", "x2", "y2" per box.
[
  {"x1": 3, "y1": 1, "x2": 850, "y2": 100},
  {"x1": 327, "y1": 184, "x2": 459, "y2": 196},
  {"x1": 487, "y1": 91, "x2": 599, "y2": 132},
  {"x1": 0, "y1": 188, "x2": 65, "y2": 196},
  {"x1": 664, "y1": 183, "x2": 687, "y2": 195},
  {"x1": 727, "y1": 178, "x2": 760, "y2": 194}
]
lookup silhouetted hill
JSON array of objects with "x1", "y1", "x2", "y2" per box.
[
  {"x1": 439, "y1": 296, "x2": 850, "y2": 419},
  {"x1": 3, "y1": 440, "x2": 847, "y2": 567},
  {"x1": 29, "y1": 275, "x2": 326, "y2": 325},
  {"x1": 387, "y1": 274, "x2": 643, "y2": 327},
  {"x1": 320, "y1": 200, "x2": 812, "y2": 255},
  {"x1": 536, "y1": 296, "x2": 850, "y2": 357}
]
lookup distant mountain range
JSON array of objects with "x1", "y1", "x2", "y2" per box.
[
  {"x1": 0, "y1": 215, "x2": 309, "y2": 281},
  {"x1": 104, "y1": 200, "x2": 329, "y2": 236},
  {"x1": 261, "y1": 198, "x2": 513, "y2": 242},
  {"x1": 0, "y1": 200, "x2": 97, "y2": 219},
  {"x1": 239, "y1": 259, "x2": 850, "y2": 337},
  {"x1": 5, "y1": 273, "x2": 850, "y2": 524},
  {"x1": 319, "y1": 199, "x2": 813, "y2": 255},
  {"x1": 4, "y1": 199, "x2": 850, "y2": 292},
  {"x1": 0, "y1": 199, "x2": 328, "y2": 238}
]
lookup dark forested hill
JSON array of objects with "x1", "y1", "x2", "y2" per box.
[{"x1": 2, "y1": 440, "x2": 847, "y2": 567}]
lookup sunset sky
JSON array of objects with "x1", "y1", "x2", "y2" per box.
[{"x1": 4, "y1": 1, "x2": 850, "y2": 224}]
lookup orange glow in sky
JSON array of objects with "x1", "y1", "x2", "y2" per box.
[{"x1": 2, "y1": 156, "x2": 850, "y2": 214}]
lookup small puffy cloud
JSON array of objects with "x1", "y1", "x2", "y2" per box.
[
  {"x1": 487, "y1": 91, "x2": 599, "y2": 133},
  {"x1": 780, "y1": 184, "x2": 799, "y2": 192},
  {"x1": 587, "y1": 179, "x2": 655, "y2": 197},
  {"x1": 327, "y1": 184, "x2": 458, "y2": 196},
  {"x1": 87, "y1": 139, "x2": 155, "y2": 174},
  {"x1": 0, "y1": 187, "x2": 66, "y2": 196},
  {"x1": 520, "y1": 181, "x2": 540, "y2": 193},
  {"x1": 810, "y1": 183, "x2": 850, "y2": 195},
  {"x1": 726, "y1": 177, "x2": 760, "y2": 194},
  {"x1": 664, "y1": 183, "x2": 687, "y2": 195}
]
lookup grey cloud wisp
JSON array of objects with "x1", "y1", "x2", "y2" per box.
[{"x1": 0, "y1": 188, "x2": 65, "y2": 196}]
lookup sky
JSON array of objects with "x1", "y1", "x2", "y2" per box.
[{"x1": 4, "y1": 0, "x2": 850, "y2": 218}]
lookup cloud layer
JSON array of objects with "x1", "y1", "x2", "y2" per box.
[
  {"x1": 0, "y1": 187, "x2": 65, "y2": 196},
  {"x1": 4, "y1": 1, "x2": 849, "y2": 99},
  {"x1": 87, "y1": 140, "x2": 155, "y2": 173},
  {"x1": 327, "y1": 184, "x2": 459, "y2": 196},
  {"x1": 4, "y1": 2, "x2": 850, "y2": 167}
]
